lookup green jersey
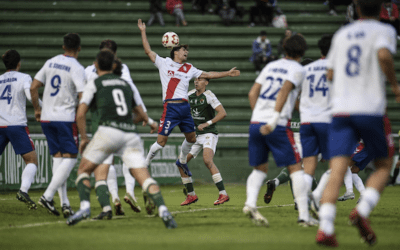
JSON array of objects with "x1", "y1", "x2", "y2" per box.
[
  {"x1": 82, "y1": 73, "x2": 137, "y2": 133},
  {"x1": 188, "y1": 89, "x2": 221, "y2": 135}
]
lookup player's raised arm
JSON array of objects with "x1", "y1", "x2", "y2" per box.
[
  {"x1": 138, "y1": 19, "x2": 157, "y2": 63},
  {"x1": 200, "y1": 67, "x2": 240, "y2": 79},
  {"x1": 30, "y1": 79, "x2": 44, "y2": 122}
]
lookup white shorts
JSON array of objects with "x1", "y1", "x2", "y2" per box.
[
  {"x1": 189, "y1": 133, "x2": 218, "y2": 158},
  {"x1": 83, "y1": 126, "x2": 145, "y2": 169},
  {"x1": 103, "y1": 154, "x2": 113, "y2": 165}
]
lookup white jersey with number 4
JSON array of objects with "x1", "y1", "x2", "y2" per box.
[
  {"x1": 85, "y1": 63, "x2": 146, "y2": 112},
  {"x1": 326, "y1": 20, "x2": 397, "y2": 116},
  {"x1": 34, "y1": 54, "x2": 85, "y2": 122},
  {"x1": 300, "y1": 59, "x2": 331, "y2": 123},
  {"x1": 0, "y1": 71, "x2": 32, "y2": 126},
  {"x1": 154, "y1": 55, "x2": 203, "y2": 102},
  {"x1": 251, "y1": 58, "x2": 305, "y2": 126}
]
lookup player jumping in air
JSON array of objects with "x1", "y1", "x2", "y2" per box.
[
  {"x1": 0, "y1": 50, "x2": 42, "y2": 210},
  {"x1": 316, "y1": 0, "x2": 400, "y2": 246},
  {"x1": 31, "y1": 33, "x2": 86, "y2": 218},
  {"x1": 178, "y1": 77, "x2": 229, "y2": 206}
]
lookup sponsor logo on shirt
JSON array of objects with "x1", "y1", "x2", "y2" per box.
[{"x1": 168, "y1": 70, "x2": 174, "y2": 77}]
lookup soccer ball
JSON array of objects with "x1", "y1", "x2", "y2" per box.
[{"x1": 162, "y1": 32, "x2": 179, "y2": 48}]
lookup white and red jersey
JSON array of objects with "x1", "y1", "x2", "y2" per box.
[
  {"x1": 0, "y1": 71, "x2": 32, "y2": 126},
  {"x1": 34, "y1": 54, "x2": 86, "y2": 122},
  {"x1": 154, "y1": 55, "x2": 203, "y2": 102},
  {"x1": 326, "y1": 19, "x2": 397, "y2": 116},
  {"x1": 300, "y1": 58, "x2": 331, "y2": 123},
  {"x1": 85, "y1": 63, "x2": 147, "y2": 112},
  {"x1": 251, "y1": 58, "x2": 305, "y2": 126}
]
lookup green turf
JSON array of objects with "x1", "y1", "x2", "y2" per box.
[{"x1": 0, "y1": 184, "x2": 399, "y2": 249}]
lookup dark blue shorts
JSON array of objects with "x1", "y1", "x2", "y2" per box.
[
  {"x1": 41, "y1": 121, "x2": 79, "y2": 155},
  {"x1": 158, "y1": 102, "x2": 196, "y2": 136},
  {"x1": 0, "y1": 126, "x2": 35, "y2": 155},
  {"x1": 300, "y1": 123, "x2": 330, "y2": 160},
  {"x1": 351, "y1": 143, "x2": 373, "y2": 171},
  {"x1": 248, "y1": 123, "x2": 301, "y2": 167},
  {"x1": 329, "y1": 115, "x2": 394, "y2": 160}
]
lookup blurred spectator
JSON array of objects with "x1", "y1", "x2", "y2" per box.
[
  {"x1": 219, "y1": 0, "x2": 237, "y2": 26},
  {"x1": 192, "y1": 0, "x2": 211, "y2": 15},
  {"x1": 166, "y1": 0, "x2": 187, "y2": 26},
  {"x1": 249, "y1": 31, "x2": 276, "y2": 74},
  {"x1": 147, "y1": 0, "x2": 165, "y2": 27},
  {"x1": 327, "y1": 0, "x2": 352, "y2": 16},
  {"x1": 277, "y1": 29, "x2": 296, "y2": 58},
  {"x1": 345, "y1": 0, "x2": 358, "y2": 24},
  {"x1": 380, "y1": 0, "x2": 400, "y2": 37},
  {"x1": 249, "y1": 0, "x2": 283, "y2": 27}
]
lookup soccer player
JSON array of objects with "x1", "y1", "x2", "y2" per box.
[
  {"x1": 316, "y1": 0, "x2": 400, "y2": 246},
  {"x1": 178, "y1": 77, "x2": 229, "y2": 206},
  {"x1": 85, "y1": 40, "x2": 158, "y2": 216},
  {"x1": 245, "y1": 34, "x2": 316, "y2": 227},
  {"x1": 137, "y1": 19, "x2": 240, "y2": 179},
  {"x1": 0, "y1": 50, "x2": 41, "y2": 210},
  {"x1": 30, "y1": 33, "x2": 85, "y2": 218},
  {"x1": 67, "y1": 50, "x2": 177, "y2": 229}
]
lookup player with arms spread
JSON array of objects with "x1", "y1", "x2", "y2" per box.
[
  {"x1": 0, "y1": 50, "x2": 42, "y2": 210},
  {"x1": 178, "y1": 77, "x2": 229, "y2": 206},
  {"x1": 67, "y1": 50, "x2": 177, "y2": 228},
  {"x1": 31, "y1": 33, "x2": 85, "y2": 218},
  {"x1": 316, "y1": 0, "x2": 400, "y2": 246},
  {"x1": 137, "y1": 19, "x2": 240, "y2": 181}
]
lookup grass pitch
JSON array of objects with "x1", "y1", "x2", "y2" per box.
[{"x1": 0, "y1": 184, "x2": 399, "y2": 250}]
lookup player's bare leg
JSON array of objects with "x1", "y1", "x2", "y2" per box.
[
  {"x1": 17, "y1": 150, "x2": 38, "y2": 210},
  {"x1": 350, "y1": 157, "x2": 392, "y2": 245},
  {"x1": 244, "y1": 163, "x2": 269, "y2": 227}
]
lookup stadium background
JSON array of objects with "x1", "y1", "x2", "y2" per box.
[{"x1": 1, "y1": 0, "x2": 399, "y2": 190}]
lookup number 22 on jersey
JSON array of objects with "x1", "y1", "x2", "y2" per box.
[{"x1": 260, "y1": 77, "x2": 283, "y2": 100}]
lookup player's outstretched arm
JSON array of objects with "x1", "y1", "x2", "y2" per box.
[
  {"x1": 30, "y1": 79, "x2": 44, "y2": 122},
  {"x1": 260, "y1": 80, "x2": 294, "y2": 136},
  {"x1": 200, "y1": 67, "x2": 240, "y2": 79},
  {"x1": 378, "y1": 48, "x2": 400, "y2": 102},
  {"x1": 198, "y1": 105, "x2": 227, "y2": 131},
  {"x1": 138, "y1": 19, "x2": 157, "y2": 63},
  {"x1": 76, "y1": 103, "x2": 90, "y2": 154}
]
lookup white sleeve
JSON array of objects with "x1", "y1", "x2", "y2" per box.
[
  {"x1": 72, "y1": 66, "x2": 86, "y2": 92},
  {"x1": 34, "y1": 60, "x2": 49, "y2": 83},
  {"x1": 190, "y1": 65, "x2": 203, "y2": 79},
  {"x1": 286, "y1": 65, "x2": 305, "y2": 87},
  {"x1": 205, "y1": 91, "x2": 222, "y2": 109},
  {"x1": 255, "y1": 66, "x2": 269, "y2": 84},
  {"x1": 154, "y1": 54, "x2": 166, "y2": 69},
  {"x1": 23, "y1": 75, "x2": 32, "y2": 90},
  {"x1": 80, "y1": 80, "x2": 97, "y2": 105},
  {"x1": 374, "y1": 26, "x2": 397, "y2": 54},
  {"x1": 130, "y1": 83, "x2": 147, "y2": 113}
]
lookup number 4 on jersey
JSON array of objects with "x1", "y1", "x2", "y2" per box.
[{"x1": 0, "y1": 85, "x2": 12, "y2": 104}]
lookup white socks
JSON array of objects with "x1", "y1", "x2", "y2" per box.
[
  {"x1": 107, "y1": 165, "x2": 119, "y2": 202},
  {"x1": 344, "y1": 167, "x2": 353, "y2": 194},
  {"x1": 352, "y1": 173, "x2": 365, "y2": 194},
  {"x1": 274, "y1": 178, "x2": 280, "y2": 187},
  {"x1": 356, "y1": 187, "x2": 380, "y2": 218},
  {"x1": 319, "y1": 203, "x2": 336, "y2": 235},
  {"x1": 43, "y1": 158, "x2": 77, "y2": 201},
  {"x1": 145, "y1": 142, "x2": 163, "y2": 166},
  {"x1": 290, "y1": 170, "x2": 309, "y2": 222},
  {"x1": 303, "y1": 173, "x2": 313, "y2": 193},
  {"x1": 80, "y1": 200, "x2": 90, "y2": 210},
  {"x1": 245, "y1": 169, "x2": 267, "y2": 208},
  {"x1": 123, "y1": 163, "x2": 136, "y2": 198},
  {"x1": 51, "y1": 158, "x2": 70, "y2": 205},
  {"x1": 158, "y1": 205, "x2": 168, "y2": 217},
  {"x1": 312, "y1": 169, "x2": 331, "y2": 203},
  {"x1": 20, "y1": 163, "x2": 37, "y2": 193},
  {"x1": 212, "y1": 173, "x2": 227, "y2": 195},
  {"x1": 179, "y1": 139, "x2": 194, "y2": 164}
]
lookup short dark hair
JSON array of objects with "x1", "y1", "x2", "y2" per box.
[
  {"x1": 63, "y1": 33, "x2": 81, "y2": 51},
  {"x1": 283, "y1": 34, "x2": 307, "y2": 58},
  {"x1": 260, "y1": 30, "x2": 267, "y2": 36},
  {"x1": 170, "y1": 45, "x2": 188, "y2": 60},
  {"x1": 318, "y1": 34, "x2": 333, "y2": 57},
  {"x1": 96, "y1": 50, "x2": 115, "y2": 71},
  {"x1": 113, "y1": 57, "x2": 122, "y2": 76},
  {"x1": 2, "y1": 50, "x2": 20, "y2": 70},
  {"x1": 99, "y1": 39, "x2": 117, "y2": 53},
  {"x1": 357, "y1": 0, "x2": 383, "y2": 17}
]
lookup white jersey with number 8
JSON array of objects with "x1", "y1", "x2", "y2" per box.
[
  {"x1": 34, "y1": 54, "x2": 85, "y2": 122},
  {"x1": 326, "y1": 20, "x2": 397, "y2": 116}
]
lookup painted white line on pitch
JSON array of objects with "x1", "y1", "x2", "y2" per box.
[{"x1": 0, "y1": 203, "x2": 294, "y2": 231}]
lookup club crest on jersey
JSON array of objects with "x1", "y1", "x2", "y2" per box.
[
  {"x1": 168, "y1": 70, "x2": 174, "y2": 77},
  {"x1": 200, "y1": 99, "x2": 205, "y2": 104}
]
